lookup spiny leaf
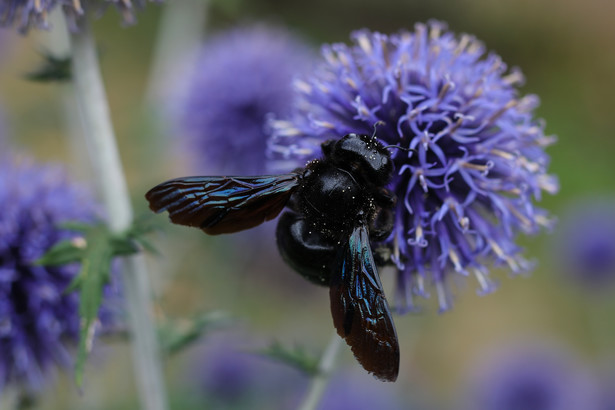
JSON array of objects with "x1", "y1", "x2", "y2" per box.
[
  {"x1": 36, "y1": 220, "x2": 151, "y2": 387},
  {"x1": 257, "y1": 341, "x2": 320, "y2": 376},
  {"x1": 24, "y1": 52, "x2": 71, "y2": 83},
  {"x1": 160, "y1": 311, "x2": 232, "y2": 355},
  {"x1": 71, "y1": 225, "x2": 113, "y2": 387},
  {"x1": 35, "y1": 238, "x2": 86, "y2": 266},
  {"x1": 123, "y1": 214, "x2": 161, "y2": 255},
  {"x1": 58, "y1": 221, "x2": 93, "y2": 232}
]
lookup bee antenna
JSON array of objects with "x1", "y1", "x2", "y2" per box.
[
  {"x1": 384, "y1": 144, "x2": 417, "y2": 153},
  {"x1": 371, "y1": 121, "x2": 385, "y2": 138}
]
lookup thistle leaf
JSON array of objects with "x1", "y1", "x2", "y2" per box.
[
  {"x1": 36, "y1": 220, "x2": 151, "y2": 387},
  {"x1": 160, "y1": 311, "x2": 232, "y2": 355},
  {"x1": 35, "y1": 238, "x2": 86, "y2": 266},
  {"x1": 24, "y1": 53, "x2": 71, "y2": 83},
  {"x1": 257, "y1": 341, "x2": 320, "y2": 376}
]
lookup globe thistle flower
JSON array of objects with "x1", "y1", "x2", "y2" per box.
[
  {"x1": 175, "y1": 25, "x2": 315, "y2": 175},
  {"x1": 465, "y1": 344, "x2": 598, "y2": 410},
  {"x1": 268, "y1": 21, "x2": 558, "y2": 312},
  {"x1": 319, "y1": 370, "x2": 406, "y2": 410},
  {"x1": 0, "y1": 156, "x2": 114, "y2": 391},
  {"x1": 555, "y1": 198, "x2": 615, "y2": 291},
  {"x1": 0, "y1": 0, "x2": 159, "y2": 33},
  {"x1": 186, "y1": 335, "x2": 307, "y2": 409},
  {"x1": 596, "y1": 366, "x2": 615, "y2": 410}
]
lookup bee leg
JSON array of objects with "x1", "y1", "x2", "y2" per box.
[
  {"x1": 276, "y1": 211, "x2": 337, "y2": 286},
  {"x1": 373, "y1": 187, "x2": 396, "y2": 208},
  {"x1": 369, "y1": 207, "x2": 394, "y2": 242},
  {"x1": 369, "y1": 187, "x2": 396, "y2": 242}
]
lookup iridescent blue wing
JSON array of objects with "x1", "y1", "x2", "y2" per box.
[
  {"x1": 330, "y1": 224, "x2": 399, "y2": 382},
  {"x1": 145, "y1": 174, "x2": 301, "y2": 235}
]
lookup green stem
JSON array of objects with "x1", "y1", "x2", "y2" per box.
[
  {"x1": 67, "y1": 18, "x2": 168, "y2": 410},
  {"x1": 298, "y1": 333, "x2": 343, "y2": 410},
  {"x1": 144, "y1": 0, "x2": 209, "y2": 105}
]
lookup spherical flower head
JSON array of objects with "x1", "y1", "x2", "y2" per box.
[
  {"x1": 596, "y1": 365, "x2": 615, "y2": 410},
  {"x1": 175, "y1": 25, "x2": 315, "y2": 175},
  {"x1": 465, "y1": 344, "x2": 598, "y2": 410},
  {"x1": 0, "y1": 106, "x2": 7, "y2": 148},
  {"x1": 555, "y1": 198, "x2": 615, "y2": 291},
  {"x1": 0, "y1": 0, "x2": 159, "y2": 33},
  {"x1": 319, "y1": 370, "x2": 406, "y2": 410},
  {"x1": 186, "y1": 335, "x2": 307, "y2": 408},
  {"x1": 0, "y1": 156, "x2": 114, "y2": 391},
  {"x1": 267, "y1": 21, "x2": 558, "y2": 312}
]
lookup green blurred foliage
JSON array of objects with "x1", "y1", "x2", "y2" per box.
[{"x1": 1, "y1": 0, "x2": 614, "y2": 409}]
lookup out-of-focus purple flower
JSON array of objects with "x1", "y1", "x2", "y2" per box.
[
  {"x1": 187, "y1": 334, "x2": 307, "y2": 409},
  {"x1": 175, "y1": 25, "x2": 315, "y2": 175},
  {"x1": 0, "y1": 155, "x2": 114, "y2": 392},
  {"x1": 318, "y1": 370, "x2": 406, "y2": 410},
  {"x1": 465, "y1": 344, "x2": 598, "y2": 410},
  {"x1": 0, "y1": 106, "x2": 7, "y2": 147},
  {"x1": 597, "y1": 365, "x2": 615, "y2": 410},
  {"x1": 268, "y1": 21, "x2": 558, "y2": 312},
  {"x1": 555, "y1": 198, "x2": 615, "y2": 290},
  {"x1": 0, "y1": 0, "x2": 159, "y2": 33}
]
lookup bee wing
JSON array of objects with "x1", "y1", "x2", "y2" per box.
[
  {"x1": 330, "y1": 224, "x2": 400, "y2": 382},
  {"x1": 145, "y1": 174, "x2": 301, "y2": 235}
]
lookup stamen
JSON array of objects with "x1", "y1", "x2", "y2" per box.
[
  {"x1": 506, "y1": 203, "x2": 533, "y2": 229},
  {"x1": 380, "y1": 37, "x2": 390, "y2": 68},
  {"x1": 345, "y1": 77, "x2": 357, "y2": 89},
  {"x1": 295, "y1": 80, "x2": 312, "y2": 94},
  {"x1": 429, "y1": 22, "x2": 443, "y2": 40},
  {"x1": 448, "y1": 249, "x2": 465, "y2": 274},
  {"x1": 312, "y1": 119, "x2": 336, "y2": 129},
  {"x1": 435, "y1": 281, "x2": 451, "y2": 313},
  {"x1": 489, "y1": 240, "x2": 520, "y2": 271},
  {"x1": 73, "y1": 0, "x2": 83, "y2": 14},
  {"x1": 357, "y1": 33, "x2": 372, "y2": 54},
  {"x1": 436, "y1": 78, "x2": 454, "y2": 102},
  {"x1": 486, "y1": 99, "x2": 518, "y2": 125},
  {"x1": 473, "y1": 267, "x2": 497, "y2": 295},
  {"x1": 490, "y1": 149, "x2": 516, "y2": 160},
  {"x1": 517, "y1": 156, "x2": 541, "y2": 173},
  {"x1": 503, "y1": 69, "x2": 524, "y2": 86},
  {"x1": 461, "y1": 161, "x2": 492, "y2": 172},
  {"x1": 317, "y1": 83, "x2": 330, "y2": 94},
  {"x1": 338, "y1": 51, "x2": 351, "y2": 67},
  {"x1": 454, "y1": 34, "x2": 470, "y2": 57}
]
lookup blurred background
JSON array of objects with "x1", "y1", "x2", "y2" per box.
[{"x1": 1, "y1": 0, "x2": 614, "y2": 408}]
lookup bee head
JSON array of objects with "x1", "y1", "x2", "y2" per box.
[{"x1": 322, "y1": 133, "x2": 393, "y2": 186}]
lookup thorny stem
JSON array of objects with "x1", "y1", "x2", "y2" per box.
[
  {"x1": 67, "y1": 18, "x2": 168, "y2": 410},
  {"x1": 297, "y1": 333, "x2": 343, "y2": 410}
]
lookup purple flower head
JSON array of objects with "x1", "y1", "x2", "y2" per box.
[
  {"x1": 465, "y1": 344, "x2": 598, "y2": 410},
  {"x1": 596, "y1": 365, "x2": 615, "y2": 410},
  {"x1": 175, "y1": 24, "x2": 315, "y2": 175},
  {"x1": 267, "y1": 21, "x2": 558, "y2": 312},
  {"x1": 187, "y1": 334, "x2": 307, "y2": 408},
  {"x1": 0, "y1": 0, "x2": 159, "y2": 33},
  {"x1": 555, "y1": 198, "x2": 615, "y2": 291},
  {"x1": 0, "y1": 155, "x2": 115, "y2": 391},
  {"x1": 0, "y1": 106, "x2": 7, "y2": 148},
  {"x1": 318, "y1": 370, "x2": 406, "y2": 410}
]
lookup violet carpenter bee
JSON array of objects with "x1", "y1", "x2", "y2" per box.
[{"x1": 145, "y1": 133, "x2": 401, "y2": 381}]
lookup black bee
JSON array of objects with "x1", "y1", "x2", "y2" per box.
[{"x1": 145, "y1": 133, "x2": 400, "y2": 381}]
